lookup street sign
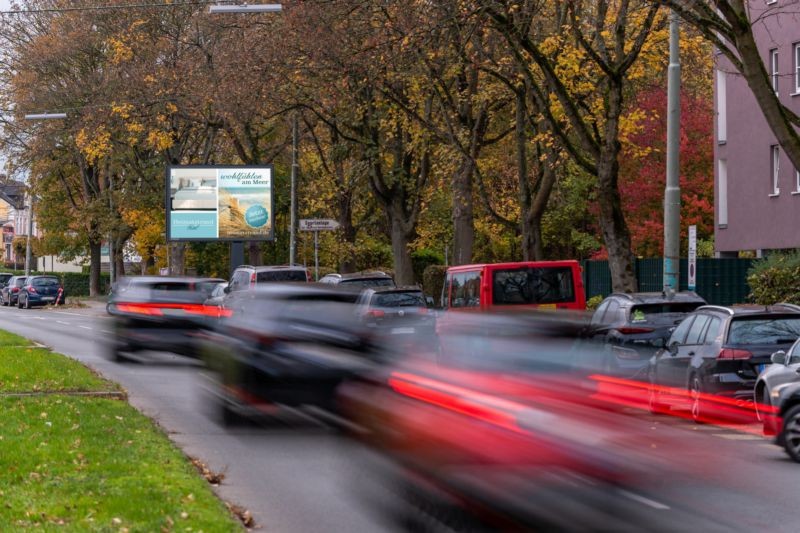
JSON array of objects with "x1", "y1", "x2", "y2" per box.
[
  {"x1": 688, "y1": 225, "x2": 697, "y2": 291},
  {"x1": 299, "y1": 219, "x2": 340, "y2": 231}
]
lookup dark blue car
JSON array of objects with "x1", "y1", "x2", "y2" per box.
[{"x1": 18, "y1": 275, "x2": 65, "y2": 308}]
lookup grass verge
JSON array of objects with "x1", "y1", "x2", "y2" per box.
[{"x1": 0, "y1": 332, "x2": 244, "y2": 532}]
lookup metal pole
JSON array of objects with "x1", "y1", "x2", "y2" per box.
[
  {"x1": 24, "y1": 196, "x2": 33, "y2": 276},
  {"x1": 109, "y1": 175, "x2": 115, "y2": 287},
  {"x1": 289, "y1": 112, "x2": 298, "y2": 266},
  {"x1": 230, "y1": 241, "x2": 245, "y2": 278},
  {"x1": 663, "y1": 10, "x2": 681, "y2": 293},
  {"x1": 314, "y1": 230, "x2": 319, "y2": 281}
]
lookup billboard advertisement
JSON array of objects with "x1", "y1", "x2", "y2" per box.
[{"x1": 166, "y1": 165, "x2": 274, "y2": 241}]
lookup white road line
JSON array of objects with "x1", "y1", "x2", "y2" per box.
[
  {"x1": 56, "y1": 320, "x2": 70, "y2": 326},
  {"x1": 79, "y1": 325, "x2": 92, "y2": 330},
  {"x1": 619, "y1": 490, "x2": 671, "y2": 510},
  {"x1": 712, "y1": 433, "x2": 763, "y2": 441}
]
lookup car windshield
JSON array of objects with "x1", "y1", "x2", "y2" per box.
[
  {"x1": 33, "y1": 278, "x2": 59, "y2": 287},
  {"x1": 630, "y1": 303, "x2": 703, "y2": 324},
  {"x1": 341, "y1": 278, "x2": 395, "y2": 288},
  {"x1": 727, "y1": 316, "x2": 800, "y2": 345},
  {"x1": 492, "y1": 267, "x2": 575, "y2": 305},
  {"x1": 196, "y1": 281, "x2": 222, "y2": 296},
  {"x1": 257, "y1": 270, "x2": 307, "y2": 282},
  {"x1": 372, "y1": 291, "x2": 425, "y2": 308},
  {"x1": 14, "y1": 278, "x2": 26, "y2": 287}
]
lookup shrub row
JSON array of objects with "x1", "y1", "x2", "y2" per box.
[
  {"x1": 0, "y1": 269, "x2": 110, "y2": 297},
  {"x1": 747, "y1": 251, "x2": 800, "y2": 305}
]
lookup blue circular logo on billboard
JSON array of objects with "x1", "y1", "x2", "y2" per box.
[{"x1": 245, "y1": 204, "x2": 269, "y2": 228}]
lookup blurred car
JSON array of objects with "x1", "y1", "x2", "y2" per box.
[
  {"x1": 0, "y1": 272, "x2": 12, "y2": 289},
  {"x1": 318, "y1": 271, "x2": 396, "y2": 288},
  {"x1": 195, "y1": 277, "x2": 226, "y2": 300},
  {"x1": 17, "y1": 275, "x2": 65, "y2": 308},
  {"x1": 587, "y1": 292, "x2": 706, "y2": 378},
  {"x1": 223, "y1": 265, "x2": 310, "y2": 312},
  {"x1": 339, "y1": 312, "x2": 725, "y2": 531},
  {"x1": 355, "y1": 286, "x2": 436, "y2": 350},
  {"x1": 105, "y1": 276, "x2": 224, "y2": 362},
  {"x1": 204, "y1": 282, "x2": 228, "y2": 307},
  {"x1": 755, "y1": 334, "x2": 800, "y2": 459},
  {"x1": 200, "y1": 284, "x2": 382, "y2": 425},
  {"x1": 648, "y1": 304, "x2": 800, "y2": 422},
  {"x1": 0, "y1": 275, "x2": 27, "y2": 307}
]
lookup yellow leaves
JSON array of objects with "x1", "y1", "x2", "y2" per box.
[
  {"x1": 75, "y1": 127, "x2": 112, "y2": 165},
  {"x1": 105, "y1": 36, "x2": 133, "y2": 64},
  {"x1": 146, "y1": 130, "x2": 174, "y2": 152},
  {"x1": 111, "y1": 103, "x2": 132, "y2": 120}
]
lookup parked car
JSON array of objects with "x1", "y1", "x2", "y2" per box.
[
  {"x1": 755, "y1": 339, "x2": 800, "y2": 461},
  {"x1": 222, "y1": 265, "x2": 311, "y2": 314},
  {"x1": 200, "y1": 284, "x2": 380, "y2": 425},
  {"x1": 318, "y1": 271, "x2": 396, "y2": 288},
  {"x1": 0, "y1": 272, "x2": 13, "y2": 288},
  {"x1": 354, "y1": 286, "x2": 436, "y2": 350},
  {"x1": 587, "y1": 292, "x2": 706, "y2": 378},
  {"x1": 0, "y1": 275, "x2": 27, "y2": 307},
  {"x1": 17, "y1": 275, "x2": 65, "y2": 308},
  {"x1": 440, "y1": 261, "x2": 586, "y2": 311},
  {"x1": 648, "y1": 304, "x2": 800, "y2": 422},
  {"x1": 105, "y1": 276, "x2": 224, "y2": 362},
  {"x1": 204, "y1": 282, "x2": 228, "y2": 308}
]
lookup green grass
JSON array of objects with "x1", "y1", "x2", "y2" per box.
[
  {"x1": 0, "y1": 396, "x2": 242, "y2": 531},
  {"x1": 0, "y1": 347, "x2": 118, "y2": 393},
  {"x1": 0, "y1": 329, "x2": 32, "y2": 347},
  {"x1": 0, "y1": 329, "x2": 244, "y2": 532}
]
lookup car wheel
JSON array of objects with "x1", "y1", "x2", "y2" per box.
[
  {"x1": 17, "y1": 295, "x2": 24, "y2": 309},
  {"x1": 690, "y1": 375, "x2": 705, "y2": 424},
  {"x1": 781, "y1": 405, "x2": 800, "y2": 463},
  {"x1": 25, "y1": 296, "x2": 31, "y2": 309},
  {"x1": 0, "y1": 294, "x2": 5, "y2": 306},
  {"x1": 220, "y1": 397, "x2": 246, "y2": 427}
]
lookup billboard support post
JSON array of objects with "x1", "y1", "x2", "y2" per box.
[{"x1": 230, "y1": 241, "x2": 245, "y2": 278}]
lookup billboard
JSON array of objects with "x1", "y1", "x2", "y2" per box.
[{"x1": 166, "y1": 165, "x2": 274, "y2": 241}]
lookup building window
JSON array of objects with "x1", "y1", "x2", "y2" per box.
[
  {"x1": 796, "y1": 169, "x2": 800, "y2": 192},
  {"x1": 771, "y1": 48, "x2": 780, "y2": 94},
  {"x1": 771, "y1": 145, "x2": 781, "y2": 195},
  {"x1": 716, "y1": 70, "x2": 727, "y2": 142},
  {"x1": 795, "y1": 43, "x2": 800, "y2": 93},
  {"x1": 718, "y1": 159, "x2": 728, "y2": 226}
]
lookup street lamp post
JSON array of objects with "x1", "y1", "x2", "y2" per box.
[
  {"x1": 24, "y1": 196, "x2": 33, "y2": 276},
  {"x1": 663, "y1": 11, "x2": 681, "y2": 293}
]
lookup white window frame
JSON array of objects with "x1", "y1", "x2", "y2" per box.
[
  {"x1": 766, "y1": 0, "x2": 778, "y2": 5},
  {"x1": 796, "y1": 169, "x2": 800, "y2": 193},
  {"x1": 771, "y1": 48, "x2": 780, "y2": 95},
  {"x1": 718, "y1": 159, "x2": 728, "y2": 226},
  {"x1": 795, "y1": 43, "x2": 800, "y2": 94},
  {"x1": 771, "y1": 144, "x2": 781, "y2": 195},
  {"x1": 716, "y1": 69, "x2": 727, "y2": 142}
]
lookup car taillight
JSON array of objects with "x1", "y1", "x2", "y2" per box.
[
  {"x1": 718, "y1": 348, "x2": 753, "y2": 360},
  {"x1": 112, "y1": 302, "x2": 228, "y2": 318},
  {"x1": 26, "y1": 286, "x2": 36, "y2": 293},
  {"x1": 11, "y1": 287, "x2": 19, "y2": 293},
  {"x1": 367, "y1": 309, "x2": 385, "y2": 318},
  {"x1": 616, "y1": 327, "x2": 654, "y2": 334},
  {"x1": 250, "y1": 273, "x2": 256, "y2": 287}
]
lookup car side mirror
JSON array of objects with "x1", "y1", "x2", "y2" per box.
[
  {"x1": 668, "y1": 342, "x2": 679, "y2": 356},
  {"x1": 772, "y1": 350, "x2": 788, "y2": 365},
  {"x1": 224, "y1": 285, "x2": 231, "y2": 294}
]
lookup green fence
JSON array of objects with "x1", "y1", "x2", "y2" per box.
[{"x1": 583, "y1": 258, "x2": 754, "y2": 306}]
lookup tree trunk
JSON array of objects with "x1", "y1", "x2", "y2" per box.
[
  {"x1": 597, "y1": 150, "x2": 637, "y2": 293},
  {"x1": 390, "y1": 220, "x2": 414, "y2": 285},
  {"x1": 247, "y1": 242, "x2": 262, "y2": 266},
  {"x1": 452, "y1": 157, "x2": 474, "y2": 265},
  {"x1": 338, "y1": 192, "x2": 357, "y2": 273},
  {"x1": 88, "y1": 239, "x2": 101, "y2": 297},
  {"x1": 170, "y1": 243, "x2": 186, "y2": 276}
]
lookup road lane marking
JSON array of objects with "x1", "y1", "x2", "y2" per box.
[
  {"x1": 56, "y1": 321, "x2": 70, "y2": 326},
  {"x1": 619, "y1": 490, "x2": 670, "y2": 510},
  {"x1": 79, "y1": 326, "x2": 92, "y2": 330},
  {"x1": 712, "y1": 433, "x2": 763, "y2": 441}
]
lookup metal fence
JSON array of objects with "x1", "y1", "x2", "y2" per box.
[{"x1": 583, "y1": 258, "x2": 754, "y2": 305}]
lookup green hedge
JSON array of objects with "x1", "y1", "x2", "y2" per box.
[
  {"x1": 1, "y1": 269, "x2": 110, "y2": 297},
  {"x1": 411, "y1": 248, "x2": 444, "y2": 284},
  {"x1": 748, "y1": 252, "x2": 800, "y2": 305}
]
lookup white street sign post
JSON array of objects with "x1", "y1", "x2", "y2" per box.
[
  {"x1": 688, "y1": 225, "x2": 697, "y2": 291},
  {"x1": 299, "y1": 219, "x2": 341, "y2": 280}
]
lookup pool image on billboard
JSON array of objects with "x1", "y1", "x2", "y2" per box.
[{"x1": 167, "y1": 165, "x2": 274, "y2": 241}]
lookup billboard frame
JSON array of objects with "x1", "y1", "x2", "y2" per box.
[{"x1": 165, "y1": 164, "x2": 275, "y2": 242}]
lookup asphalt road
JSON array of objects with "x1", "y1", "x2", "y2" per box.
[{"x1": 2, "y1": 304, "x2": 800, "y2": 532}]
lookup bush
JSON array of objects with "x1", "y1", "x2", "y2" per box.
[
  {"x1": 747, "y1": 251, "x2": 800, "y2": 304},
  {"x1": 411, "y1": 248, "x2": 444, "y2": 284},
  {"x1": 61, "y1": 273, "x2": 111, "y2": 297},
  {"x1": 586, "y1": 294, "x2": 604, "y2": 310},
  {"x1": 423, "y1": 265, "x2": 448, "y2": 305}
]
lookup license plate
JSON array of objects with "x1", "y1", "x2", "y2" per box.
[
  {"x1": 42, "y1": 296, "x2": 54, "y2": 302},
  {"x1": 391, "y1": 327, "x2": 415, "y2": 335}
]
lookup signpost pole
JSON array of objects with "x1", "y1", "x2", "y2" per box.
[
  {"x1": 230, "y1": 241, "x2": 245, "y2": 278},
  {"x1": 314, "y1": 230, "x2": 319, "y2": 281},
  {"x1": 688, "y1": 225, "x2": 697, "y2": 291}
]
